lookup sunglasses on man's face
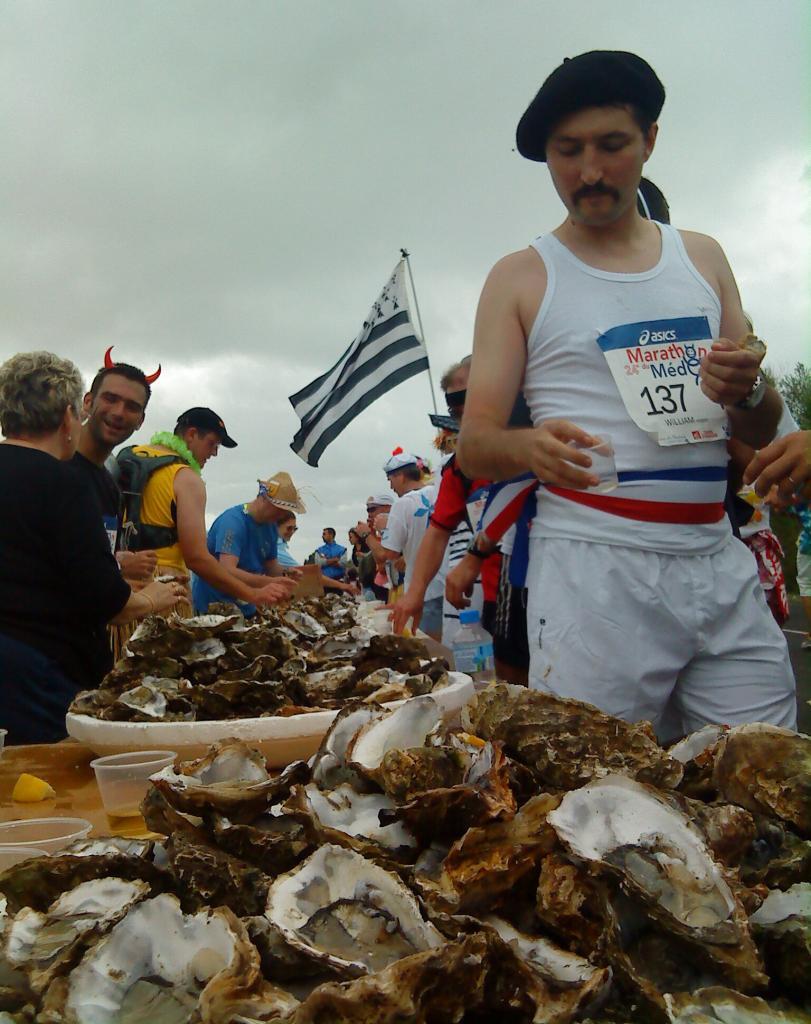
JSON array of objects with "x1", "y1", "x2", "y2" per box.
[{"x1": 445, "y1": 388, "x2": 466, "y2": 413}]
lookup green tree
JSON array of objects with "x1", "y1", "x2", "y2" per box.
[{"x1": 777, "y1": 362, "x2": 811, "y2": 429}]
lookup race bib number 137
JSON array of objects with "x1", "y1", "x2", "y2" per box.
[{"x1": 597, "y1": 316, "x2": 729, "y2": 446}]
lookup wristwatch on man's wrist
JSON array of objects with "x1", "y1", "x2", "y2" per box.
[
  {"x1": 734, "y1": 373, "x2": 767, "y2": 410},
  {"x1": 467, "y1": 538, "x2": 492, "y2": 559}
]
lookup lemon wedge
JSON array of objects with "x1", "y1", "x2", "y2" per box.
[{"x1": 12, "y1": 773, "x2": 55, "y2": 802}]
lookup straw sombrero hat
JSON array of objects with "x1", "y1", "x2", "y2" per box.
[{"x1": 258, "y1": 472, "x2": 306, "y2": 514}]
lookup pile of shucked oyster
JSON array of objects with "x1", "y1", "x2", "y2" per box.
[
  {"x1": 3, "y1": 685, "x2": 811, "y2": 1022},
  {"x1": 69, "y1": 595, "x2": 452, "y2": 722}
]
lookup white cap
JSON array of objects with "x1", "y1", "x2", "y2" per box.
[
  {"x1": 382, "y1": 447, "x2": 419, "y2": 475},
  {"x1": 366, "y1": 493, "x2": 393, "y2": 508}
]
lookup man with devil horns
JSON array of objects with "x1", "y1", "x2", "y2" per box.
[{"x1": 72, "y1": 347, "x2": 161, "y2": 584}]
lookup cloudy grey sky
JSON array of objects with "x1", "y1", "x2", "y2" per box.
[{"x1": 2, "y1": 0, "x2": 809, "y2": 560}]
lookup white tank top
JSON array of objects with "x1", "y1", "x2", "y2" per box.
[{"x1": 525, "y1": 223, "x2": 731, "y2": 555}]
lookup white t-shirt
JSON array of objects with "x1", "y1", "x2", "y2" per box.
[{"x1": 383, "y1": 483, "x2": 444, "y2": 600}]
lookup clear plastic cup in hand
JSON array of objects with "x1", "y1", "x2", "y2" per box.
[{"x1": 576, "y1": 434, "x2": 618, "y2": 494}]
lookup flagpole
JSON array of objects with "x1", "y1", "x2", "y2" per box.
[{"x1": 400, "y1": 248, "x2": 438, "y2": 414}]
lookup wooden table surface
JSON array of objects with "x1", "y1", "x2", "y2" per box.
[{"x1": 0, "y1": 743, "x2": 154, "y2": 838}]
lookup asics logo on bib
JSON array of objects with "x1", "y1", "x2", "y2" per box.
[{"x1": 639, "y1": 328, "x2": 677, "y2": 344}]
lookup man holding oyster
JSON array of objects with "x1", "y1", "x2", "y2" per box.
[{"x1": 457, "y1": 50, "x2": 796, "y2": 738}]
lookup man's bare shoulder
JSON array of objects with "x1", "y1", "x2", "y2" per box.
[
  {"x1": 481, "y1": 247, "x2": 548, "y2": 327},
  {"x1": 486, "y1": 246, "x2": 547, "y2": 286},
  {"x1": 173, "y1": 466, "x2": 205, "y2": 497},
  {"x1": 678, "y1": 229, "x2": 727, "y2": 262}
]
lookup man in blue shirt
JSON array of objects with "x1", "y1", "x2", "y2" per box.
[
  {"x1": 192, "y1": 472, "x2": 304, "y2": 616},
  {"x1": 314, "y1": 527, "x2": 346, "y2": 581}
]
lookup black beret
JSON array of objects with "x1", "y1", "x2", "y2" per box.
[{"x1": 516, "y1": 51, "x2": 665, "y2": 162}]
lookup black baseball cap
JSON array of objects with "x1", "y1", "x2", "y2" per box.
[
  {"x1": 516, "y1": 51, "x2": 665, "y2": 163},
  {"x1": 175, "y1": 407, "x2": 237, "y2": 448}
]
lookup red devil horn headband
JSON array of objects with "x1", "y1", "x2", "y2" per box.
[{"x1": 103, "y1": 346, "x2": 161, "y2": 385}]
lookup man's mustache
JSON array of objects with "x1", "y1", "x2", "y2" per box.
[{"x1": 573, "y1": 184, "x2": 620, "y2": 203}]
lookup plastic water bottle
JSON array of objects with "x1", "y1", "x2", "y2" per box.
[{"x1": 450, "y1": 609, "x2": 495, "y2": 688}]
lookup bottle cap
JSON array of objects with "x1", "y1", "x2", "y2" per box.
[{"x1": 458, "y1": 609, "x2": 480, "y2": 625}]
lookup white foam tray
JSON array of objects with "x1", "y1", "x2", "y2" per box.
[{"x1": 66, "y1": 673, "x2": 474, "y2": 767}]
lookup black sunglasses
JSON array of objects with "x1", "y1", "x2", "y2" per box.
[{"x1": 445, "y1": 388, "x2": 466, "y2": 411}]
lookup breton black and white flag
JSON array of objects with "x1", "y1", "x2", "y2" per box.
[{"x1": 289, "y1": 261, "x2": 429, "y2": 467}]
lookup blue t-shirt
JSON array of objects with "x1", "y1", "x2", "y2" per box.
[
  {"x1": 192, "y1": 504, "x2": 278, "y2": 616},
  {"x1": 316, "y1": 541, "x2": 346, "y2": 579}
]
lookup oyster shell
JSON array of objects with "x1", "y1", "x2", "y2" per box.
[
  {"x1": 421, "y1": 793, "x2": 559, "y2": 913},
  {"x1": 188, "y1": 678, "x2": 291, "y2": 720},
  {"x1": 285, "y1": 783, "x2": 417, "y2": 858},
  {"x1": 174, "y1": 612, "x2": 242, "y2": 636},
  {"x1": 4, "y1": 877, "x2": 150, "y2": 993},
  {"x1": 209, "y1": 811, "x2": 311, "y2": 877},
  {"x1": 750, "y1": 882, "x2": 811, "y2": 1002},
  {"x1": 665, "y1": 986, "x2": 811, "y2": 1022},
  {"x1": 284, "y1": 609, "x2": 328, "y2": 639},
  {"x1": 670, "y1": 724, "x2": 728, "y2": 800},
  {"x1": 99, "y1": 654, "x2": 182, "y2": 691},
  {"x1": 292, "y1": 666, "x2": 356, "y2": 706},
  {"x1": 739, "y1": 814, "x2": 811, "y2": 889},
  {"x1": 61, "y1": 838, "x2": 153, "y2": 859},
  {"x1": 484, "y1": 914, "x2": 609, "y2": 988},
  {"x1": 308, "y1": 633, "x2": 367, "y2": 663},
  {"x1": 0, "y1": 854, "x2": 165, "y2": 916},
  {"x1": 463, "y1": 683, "x2": 683, "y2": 790},
  {"x1": 310, "y1": 703, "x2": 386, "y2": 790},
  {"x1": 536, "y1": 852, "x2": 606, "y2": 956},
  {"x1": 179, "y1": 637, "x2": 227, "y2": 665},
  {"x1": 113, "y1": 680, "x2": 168, "y2": 719},
  {"x1": 347, "y1": 695, "x2": 443, "y2": 780},
  {"x1": 713, "y1": 723, "x2": 811, "y2": 837},
  {"x1": 378, "y1": 740, "x2": 517, "y2": 843},
  {"x1": 283, "y1": 929, "x2": 589, "y2": 1024},
  {"x1": 265, "y1": 844, "x2": 444, "y2": 975},
  {"x1": 547, "y1": 775, "x2": 766, "y2": 991},
  {"x1": 124, "y1": 616, "x2": 191, "y2": 657},
  {"x1": 377, "y1": 745, "x2": 470, "y2": 802},
  {"x1": 548, "y1": 776, "x2": 739, "y2": 940},
  {"x1": 147, "y1": 740, "x2": 308, "y2": 822},
  {"x1": 352, "y1": 633, "x2": 433, "y2": 678},
  {"x1": 595, "y1": 890, "x2": 755, "y2": 1020},
  {"x1": 61, "y1": 893, "x2": 282, "y2": 1024},
  {"x1": 164, "y1": 833, "x2": 271, "y2": 917}
]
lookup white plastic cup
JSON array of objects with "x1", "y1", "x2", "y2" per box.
[
  {"x1": 0, "y1": 729, "x2": 6, "y2": 758},
  {"x1": 90, "y1": 750, "x2": 176, "y2": 818},
  {"x1": 0, "y1": 817, "x2": 92, "y2": 855},
  {"x1": 580, "y1": 434, "x2": 619, "y2": 494}
]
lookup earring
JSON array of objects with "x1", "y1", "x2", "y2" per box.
[{"x1": 67, "y1": 434, "x2": 72, "y2": 443}]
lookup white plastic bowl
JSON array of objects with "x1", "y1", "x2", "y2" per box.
[
  {"x1": 66, "y1": 674, "x2": 475, "y2": 766},
  {"x1": 90, "y1": 750, "x2": 176, "y2": 817},
  {"x1": 0, "y1": 845, "x2": 49, "y2": 870},
  {"x1": 0, "y1": 817, "x2": 92, "y2": 854}
]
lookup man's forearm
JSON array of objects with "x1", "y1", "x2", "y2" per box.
[
  {"x1": 726, "y1": 387, "x2": 782, "y2": 449},
  {"x1": 457, "y1": 419, "x2": 534, "y2": 480},
  {"x1": 407, "y1": 527, "x2": 449, "y2": 596},
  {"x1": 184, "y1": 551, "x2": 254, "y2": 603},
  {"x1": 365, "y1": 532, "x2": 398, "y2": 563}
]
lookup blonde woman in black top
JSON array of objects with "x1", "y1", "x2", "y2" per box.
[{"x1": 0, "y1": 351, "x2": 183, "y2": 743}]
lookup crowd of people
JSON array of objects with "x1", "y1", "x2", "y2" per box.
[{"x1": 2, "y1": 48, "x2": 810, "y2": 749}]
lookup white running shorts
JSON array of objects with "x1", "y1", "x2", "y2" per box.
[{"x1": 525, "y1": 535, "x2": 797, "y2": 740}]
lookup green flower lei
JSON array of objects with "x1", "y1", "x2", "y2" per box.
[{"x1": 149, "y1": 431, "x2": 202, "y2": 476}]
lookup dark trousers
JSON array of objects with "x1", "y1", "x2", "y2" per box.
[{"x1": 0, "y1": 632, "x2": 77, "y2": 744}]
